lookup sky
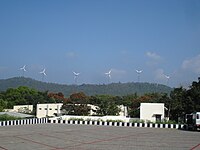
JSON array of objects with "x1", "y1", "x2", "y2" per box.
[{"x1": 0, "y1": 0, "x2": 200, "y2": 87}]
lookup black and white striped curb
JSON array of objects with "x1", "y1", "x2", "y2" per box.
[
  {"x1": 0, "y1": 118, "x2": 48, "y2": 127},
  {"x1": 48, "y1": 119, "x2": 184, "y2": 129},
  {"x1": 0, "y1": 118, "x2": 184, "y2": 129}
]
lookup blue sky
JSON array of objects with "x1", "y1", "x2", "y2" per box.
[{"x1": 0, "y1": 0, "x2": 200, "y2": 87}]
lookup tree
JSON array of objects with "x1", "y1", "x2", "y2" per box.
[
  {"x1": 169, "y1": 77, "x2": 200, "y2": 122},
  {"x1": 0, "y1": 99, "x2": 7, "y2": 112},
  {"x1": 48, "y1": 92, "x2": 66, "y2": 103},
  {"x1": 170, "y1": 87, "x2": 187, "y2": 122},
  {"x1": 61, "y1": 92, "x2": 90, "y2": 116},
  {"x1": 89, "y1": 95, "x2": 120, "y2": 116},
  {"x1": 187, "y1": 77, "x2": 200, "y2": 111}
]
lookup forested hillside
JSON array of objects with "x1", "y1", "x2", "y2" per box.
[{"x1": 0, "y1": 77, "x2": 172, "y2": 96}]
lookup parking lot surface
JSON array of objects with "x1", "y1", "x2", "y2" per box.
[{"x1": 0, "y1": 124, "x2": 199, "y2": 150}]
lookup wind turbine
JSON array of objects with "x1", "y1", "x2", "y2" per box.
[
  {"x1": 20, "y1": 65, "x2": 27, "y2": 77},
  {"x1": 136, "y1": 69, "x2": 143, "y2": 82},
  {"x1": 105, "y1": 69, "x2": 112, "y2": 83},
  {"x1": 39, "y1": 68, "x2": 47, "y2": 81},
  {"x1": 73, "y1": 71, "x2": 80, "y2": 84},
  {"x1": 164, "y1": 74, "x2": 170, "y2": 86}
]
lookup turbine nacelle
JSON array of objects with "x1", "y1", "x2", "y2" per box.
[
  {"x1": 20, "y1": 65, "x2": 27, "y2": 72},
  {"x1": 165, "y1": 75, "x2": 170, "y2": 79},
  {"x1": 40, "y1": 69, "x2": 47, "y2": 76},
  {"x1": 73, "y1": 71, "x2": 80, "y2": 76},
  {"x1": 136, "y1": 69, "x2": 143, "y2": 74},
  {"x1": 105, "y1": 69, "x2": 112, "y2": 78}
]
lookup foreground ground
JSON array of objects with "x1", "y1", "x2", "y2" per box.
[{"x1": 0, "y1": 124, "x2": 199, "y2": 150}]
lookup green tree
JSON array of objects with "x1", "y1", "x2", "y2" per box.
[
  {"x1": 89, "y1": 95, "x2": 120, "y2": 116},
  {"x1": 0, "y1": 99, "x2": 7, "y2": 111},
  {"x1": 170, "y1": 87, "x2": 186, "y2": 122}
]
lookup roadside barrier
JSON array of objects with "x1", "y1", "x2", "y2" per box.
[
  {"x1": 48, "y1": 119, "x2": 184, "y2": 129},
  {"x1": 0, "y1": 118, "x2": 184, "y2": 129},
  {"x1": 0, "y1": 118, "x2": 48, "y2": 127}
]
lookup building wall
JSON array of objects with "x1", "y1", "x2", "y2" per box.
[
  {"x1": 36, "y1": 103, "x2": 63, "y2": 118},
  {"x1": 36, "y1": 103, "x2": 128, "y2": 118},
  {"x1": 140, "y1": 103, "x2": 165, "y2": 122},
  {"x1": 5, "y1": 105, "x2": 33, "y2": 113},
  {"x1": 118, "y1": 105, "x2": 128, "y2": 117}
]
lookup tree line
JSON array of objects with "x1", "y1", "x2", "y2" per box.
[
  {"x1": 0, "y1": 77, "x2": 172, "y2": 96},
  {"x1": 0, "y1": 77, "x2": 199, "y2": 123}
]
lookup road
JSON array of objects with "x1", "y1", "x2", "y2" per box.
[{"x1": 0, "y1": 124, "x2": 199, "y2": 150}]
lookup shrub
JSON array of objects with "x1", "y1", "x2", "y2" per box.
[
  {"x1": 0, "y1": 114, "x2": 22, "y2": 121},
  {"x1": 130, "y1": 119, "x2": 145, "y2": 123},
  {"x1": 106, "y1": 119, "x2": 124, "y2": 123},
  {"x1": 68, "y1": 117, "x2": 84, "y2": 121}
]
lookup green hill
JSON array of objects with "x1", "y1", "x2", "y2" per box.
[{"x1": 0, "y1": 77, "x2": 172, "y2": 96}]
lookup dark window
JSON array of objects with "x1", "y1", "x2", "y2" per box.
[{"x1": 155, "y1": 115, "x2": 161, "y2": 122}]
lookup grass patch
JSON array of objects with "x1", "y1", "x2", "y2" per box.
[{"x1": 0, "y1": 114, "x2": 22, "y2": 121}]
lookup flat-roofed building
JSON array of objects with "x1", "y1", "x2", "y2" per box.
[
  {"x1": 36, "y1": 103, "x2": 63, "y2": 118},
  {"x1": 140, "y1": 103, "x2": 165, "y2": 122},
  {"x1": 4, "y1": 105, "x2": 33, "y2": 114},
  {"x1": 13, "y1": 105, "x2": 33, "y2": 114}
]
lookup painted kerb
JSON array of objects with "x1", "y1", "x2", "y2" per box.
[
  {"x1": 48, "y1": 119, "x2": 184, "y2": 129},
  {"x1": 0, "y1": 118, "x2": 184, "y2": 129},
  {"x1": 0, "y1": 118, "x2": 48, "y2": 127}
]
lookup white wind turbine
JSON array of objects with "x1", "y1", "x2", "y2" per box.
[
  {"x1": 20, "y1": 65, "x2": 27, "y2": 77},
  {"x1": 39, "y1": 68, "x2": 47, "y2": 81},
  {"x1": 136, "y1": 69, "x2": 143, "y2": 82},
  {"x1": 105, "y1": 69, "x2": 112, "y2": 83},
  {"x1": 164, "y1": 74, "x2": 170, "y2": 86},
  {"x1": 73, "y1": 71, "x2": 80, "y2": 84}
]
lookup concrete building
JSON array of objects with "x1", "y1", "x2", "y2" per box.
[
  {"x1": 140, "y1": 103, "x2": 165, "y2": 122},
  {"x1": 13, "y1": 105, "x2": 33, "y2": 114},
  {"x1": 36, "y1": 103, "x2": 128, "y2": 118},
  {"x1": 4, "y1": 105, "x2": 33, "y2": 114},
  {"x1": 36, "y1": 103, "x2": 63, "y2": 118},
  {"x1": 118, "y1": 105, "x2": 128, "y2": 117}
]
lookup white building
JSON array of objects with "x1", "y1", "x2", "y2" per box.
[
  {"x1": 140, "y1": 103, "x2": 165, "y2": 122},
  {"x1": 13, "y1": 105, "x2": 33, "y2": 114},
  {"x1": 36, "y1": 103, "x2": 128, "y2": 118},
  {"x1": 5, "y1": 105, "x2": 33, "y2": 114},
  {"x1": 87, "y1": 104, "x2": 98, "y2": 115},
  {"x1": 36, "y1": 103, "x2": 63, "y2": 118},
  {"x1": 118, "y1": 105, "x2": 128, "y2": 117}
]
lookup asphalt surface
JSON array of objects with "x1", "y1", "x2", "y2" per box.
[{"x1": 0, "y1": 124, "x2": 199, "y2": 150}]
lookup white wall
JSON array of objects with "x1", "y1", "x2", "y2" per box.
[
  {"x1": 4, "y1": 105, "x2": 33, "y2": 113},
  {"x1": 118, "y1": 105, "x2": 128, "y2": 116},
  {"x1": 54, "y1": 115, "x2": 131, "y2": 122},
  {"x1": 13, "y1": 105, "x2": 33, "y2": 113},
  {"x1": 36, "y1": 103, "x2": 63, "y2": 118},
  {"x1": 36, "y1": 103, "x2": 128, "y2": 118},
  {"x1": 140, "y1": 103, "x2": 165, "y2": 122}
]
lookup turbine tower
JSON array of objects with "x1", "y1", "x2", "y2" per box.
[
  {"x1": 20, "y1": 65, "x2": 27, "y2": 77},
  {"x1": 105, "y1": 69, "x2": 112, "y2": 83},
  {"x1": 39, "y1": 68, "x2": 47, "y2": 81},
  {"x1": 136, "y1": 69, "x2": 143, "y2": 82},
  {"x1": 164, "y1": 75, "x2": 170, "y2": 86},
  {"x1": 73, "y1": 71, "x2": 80, "y2": 84}
]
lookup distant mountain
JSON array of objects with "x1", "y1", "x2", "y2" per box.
[{"x1": 0, "y1": 77, "x2": 172, "y2": 96}]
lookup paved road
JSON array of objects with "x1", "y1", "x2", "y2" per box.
[{"x1": 0, "y1": 124, "x2": 199, "y2": 150}]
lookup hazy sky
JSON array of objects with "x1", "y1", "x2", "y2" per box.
[{"x1": 0, "y1": 0, "x2": 200, "y2": 87}]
